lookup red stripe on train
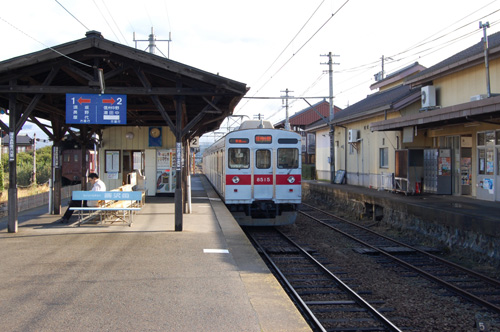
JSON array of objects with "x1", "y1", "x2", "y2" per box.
[
  {"x1": 276, "y1": 174, "x2": 301, "y2": 185},
  {"x1": 226, "y1": 174, "x2": 252, "y2": 185}
]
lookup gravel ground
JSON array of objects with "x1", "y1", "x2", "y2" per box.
[{"x1": 279, "y1": 203, "x2": 500, "y2": 332}]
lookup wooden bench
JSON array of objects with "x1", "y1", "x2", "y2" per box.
[{"x1": 69, "y1": 190, "x2": 143, "y2": 226}]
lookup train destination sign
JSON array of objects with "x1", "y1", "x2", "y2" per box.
[{"x1": 66, "y1": 93, "x2": 127, "y2": 124}]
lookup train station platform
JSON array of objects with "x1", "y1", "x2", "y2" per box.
[{"x1": 0, "y1": 175, "x2": 311, "y2": 332}]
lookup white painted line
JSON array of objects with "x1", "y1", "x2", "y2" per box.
[{"x1": 203, "y1": 249, "x2": 229, "y2": 254}]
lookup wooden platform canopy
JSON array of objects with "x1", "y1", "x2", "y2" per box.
[{"x1": 0, "y1": 30, "x2": 248, "y2": 232}]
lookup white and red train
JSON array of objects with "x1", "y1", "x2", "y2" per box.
[{"x1": 203, "y1": 120, "x2": 301, "y2": 226}]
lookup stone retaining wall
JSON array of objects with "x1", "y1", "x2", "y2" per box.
[{"x1": 302, "y1": 181, "x2": 500, "y2": 266}]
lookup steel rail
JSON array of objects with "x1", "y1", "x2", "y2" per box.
[
  {"x1": 246, "y1": 230, "x2": 327, "y2": 332},
  {"x1": 301, "y1": 202, "x2": 500, "y2": 287},
  {"x1": 247, "y1": 228, "x2": 403, "y2": 332},
  {"x1": 299, "y1": 205, "x2": 500, "y2": 315}
]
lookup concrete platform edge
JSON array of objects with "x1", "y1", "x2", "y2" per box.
[{"x1": 199, "y1": 175, "x2": 312, "y2": 332}]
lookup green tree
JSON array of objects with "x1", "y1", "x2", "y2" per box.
[
  {"x1": 1, "y1": 146, "x2": 53, "y2": 187},
  {"x1": 36, "y1": 146, "x2": 52, "y2": 184}
]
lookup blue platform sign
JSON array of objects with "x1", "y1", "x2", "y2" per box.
[{"x1": 66, "y1": 94, "x2": 127, "y2": 124}]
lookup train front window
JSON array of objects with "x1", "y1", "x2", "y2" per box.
[
  {"x1": 256, "y1": 150, "x2": 271, "y2": 169},
  {"x1": 229, "y1": 148, "x2": 250, "y2": 169},
  {"x1": 278, "y1": 148, "x2": 299, "y2": 169}
]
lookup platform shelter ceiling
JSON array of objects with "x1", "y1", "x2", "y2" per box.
[{"x1": 0, "y1": 31, "x2": 248, "y2": 140}]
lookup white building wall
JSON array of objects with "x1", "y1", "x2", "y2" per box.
[{"x1": 315, "y1": 127, "x2": 331, "y2": 181}]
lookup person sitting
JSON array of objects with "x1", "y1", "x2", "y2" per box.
[{"x1": 57, "y1": 172, "x2": 106, "y2": 223}]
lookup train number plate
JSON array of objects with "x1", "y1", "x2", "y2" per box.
[{"x1": 254, "y1": 175, "x2": 273, "y2": 184}]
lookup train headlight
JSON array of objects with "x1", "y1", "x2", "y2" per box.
[
  {"x1": 232, "y1": 176, "x2": 240, "y2": 184},
  {"x1": 287, "y1": 176, "x2": 295, "y2": 184}
]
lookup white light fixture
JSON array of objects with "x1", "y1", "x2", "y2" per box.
[{"x1": 125, "y1": 132, "x2": 134, "y2": 140}]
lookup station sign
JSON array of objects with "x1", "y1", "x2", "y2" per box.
[{"x1": 66, "y1": 93, "x2": 127, "y2": 125}]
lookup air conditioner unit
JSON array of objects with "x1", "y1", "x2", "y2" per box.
[
  {"x1": 348, "y1": 129, "x2": 359, "y2": 143},
  {"x1": 470, "y1": 94, "x2": 488, "y2": 101},
  {"x1": 421, "y1": 86, "x2": 436, "y2": 108}
]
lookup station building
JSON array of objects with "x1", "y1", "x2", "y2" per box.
[{"x1": 309, "y1": 31, "x2": 500, "y2": 202}]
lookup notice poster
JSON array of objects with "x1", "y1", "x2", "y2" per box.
[{"x1": 438, "y1": 157, "x2": 451, "y2": 176}]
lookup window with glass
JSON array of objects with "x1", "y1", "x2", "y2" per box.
[
  {"x1": 478, "y1": 131, "x2": 495, "y2": 146},
  {"x1": 228, "y1": 148, "x2": 250, "y2": 169},
  {"x1": 486, "y1": 149, "x2": 494, "y2": 175},
  {"x1": 277, "y1": 148, "x2": 299, "y2": 169},
  {"x1": 478, "y1": 149, "x2": 485, "y2": 175},
  {"x1": 478, "y1": 148, "x2": 494, "y2": 175},
  {"x1": 379, "y1": 147, "x2": 389, "y2": 168},
  {"x1": 256, "y1": 150, "x2": 271, "y2": 169}
]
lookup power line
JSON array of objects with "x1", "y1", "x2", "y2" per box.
[
  {"x1": 55, "y1": 0, "x2": 90, "y2": 31},
  {"x1": 237, "y1": 0, "x2": 327, "y2": 113},
  {"x1": 100, "y1": 0, "x2": 129, "y2": 46},
  {"x1": 334, "y1": 5, "x2": 500, "y2": 76},
  {"x1": 237, "y1": 0, "x2": 351, "y2": 114},
  {"x1": 92, "y1": 0, "x2": 122, "y2": 44},
  {"x1": 0, "y1": 15, "x2": 92, "y2": 68},
  {"x1": 261, "y1": 0, "x2": 351, "y2": 92},
  {"x1": 252, "y1": 0, "x2": 326, "y2": 89}
]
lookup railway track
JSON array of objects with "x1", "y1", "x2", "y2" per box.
[
  {"x1": 298, "y1": 203, "x2": 500, "y2": 316},
  {"x1": 245, "y1": 227, "x2": 403, "y2": 332}
]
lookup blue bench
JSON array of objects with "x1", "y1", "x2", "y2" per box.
[{"x1": 69, "y1": 190, "x2": 143, "y2": 226}]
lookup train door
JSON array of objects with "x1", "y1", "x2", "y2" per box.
[
  {"x1": 254, "y1": 148, "x2": 273, "y2": 200},
  {"x1": 276, "y1": 147, "x2": 302, "y2": 202}
]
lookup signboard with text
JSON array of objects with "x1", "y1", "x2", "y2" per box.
[{"x1": 66, "y1": 93, "x2": 127, "y2": 124}]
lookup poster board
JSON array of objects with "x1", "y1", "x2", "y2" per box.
[{"x1": 334, "y1": 170, "x2": 346, "y2": 184}]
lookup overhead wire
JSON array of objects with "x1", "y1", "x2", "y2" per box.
[
  {"x1": 329, "y1": 5, "x2": 500, "y2": 105},
  {"x1": 251, "y1": 0, "x2": 326, "y2": 90},
  {"x1": 335, "y1": 5, "x2": 500, "y2": 76},
  {"x1": 0, "y1": 16, "x2": 92, "y2": 68},
  {"x1": 236, "y1": 0, "x2": 351, "y2": 114},
  {"x1": 100, "y1": 0, "x2": 130, "y2": 46},
  {"x1": 389, "y1": 3, "x2": 500, "y2": 60},
  {"x1": 236, "y1": 0, "x2": 327, "y2": 113},
  {"x1": 55, "y1": 0, "x2": 90, "y2": 31},
  {"x1": 91, "y1": 0, "x2": 122, "y2": 43}
]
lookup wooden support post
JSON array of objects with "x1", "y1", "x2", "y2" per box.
[{"x1": 8, "y1": 92, "x2": 18, "y2": 233}]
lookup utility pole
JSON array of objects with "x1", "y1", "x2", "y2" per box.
[
  {"x1": 134, "y1": 27, "x2": 172, "y2": 57},
  {"x1": 321, "y1": 52, "x2": 339, "y2": 184},
  {"x1": 381, "y1": 55, "x2": 393, "y2": 80},
  {"x1": 281, "y1": 89, "x2": 293, "y2": 131},
  {"x1": 479, "y1": 21, "x2": 491, "y2": 98}
]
